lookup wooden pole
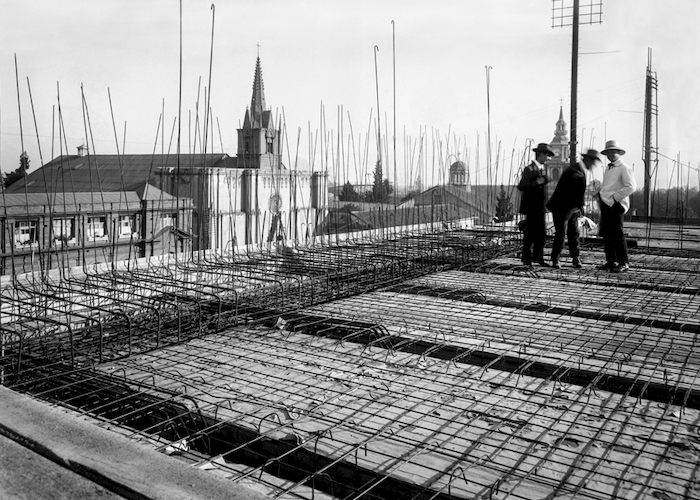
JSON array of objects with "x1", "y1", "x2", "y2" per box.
[
  {"x1": 643, "y1": 48, "x2": 654, "y2": 219},
  {"x1": 570, "y1": 0, "x2": 579, "y2": 169}
]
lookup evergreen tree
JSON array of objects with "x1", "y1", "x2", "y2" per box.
[
  {"x1": 494, "y1": 184, "x2": 513, "y2": 222},
  {"x1": 371, "y1": 159, "x2": 384, "y2": 202},
  {"x1": 365, "y1": 159, "x2": 394, "y2": 203},
  {"x1": 3, "y1": 151, "x2": 30, "y2": 189},
  {"x1": 382, "y1": 178, "x2": 393, "y2": 202},
  {"x1": 414, "y1": 174, "x2": 423, "y2": 193},
  {"x1": 338, "y1": 181, "x2": 360, "y2": 202}
]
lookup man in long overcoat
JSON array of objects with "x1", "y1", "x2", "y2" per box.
[
  {"x1": 517, "y1": 142, "x2": 555, "y2": 268},
  {"x1": 546, "y1": 149, "x2": 603, "y2": 268}
]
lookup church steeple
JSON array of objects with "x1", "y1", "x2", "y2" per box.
[
  {"x1": 546, "y1": 105, "x2": 570, "y2": 185},
  {"x1": 237, "y1": 56, "x2": 281, "y2": 169},
  {"x1": 552, "y1": 105, "x2": 568, "y2": 145},
  {"x1": 249, "y1": 56, "x2": 267, "y2": 129}
]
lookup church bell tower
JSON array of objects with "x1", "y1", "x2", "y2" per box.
[
  {"x1": 547, "y1": 105, "x2": 570, "y2": 187},
  {"x1": 237, "y1": 57, "x2": 282, "y2": 169}
]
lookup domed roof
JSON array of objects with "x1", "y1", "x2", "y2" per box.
[{"x1": 450, "y1": 161, "x2": 467, "y2": 173}]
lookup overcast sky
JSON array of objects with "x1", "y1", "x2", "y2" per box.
[{"x1": 1, "y1": 0, "x2": 698, "y2": 190}]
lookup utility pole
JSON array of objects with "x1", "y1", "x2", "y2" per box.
[
  {"x1": 552, "y1": 1, "x2": 603, "y2": 167},
  {"x1": 643, "y1": 48, "x2": 658, "y2": 220},
  {"x1": 485, "y1": 66, "x2": 493, "y2": 210},
  {"x1": 569, "y1": 0, "x2": 579, "y2": 169}
]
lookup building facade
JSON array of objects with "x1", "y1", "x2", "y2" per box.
[
  {"x1": 151, "y1": 57, "x2": 327, "y2": 251},
  {"x1": 0, "y1": 57, "x2": 327, "y2": 276},
  {"x1": 0, "y1": 185, "x2": 193, "y2": 276}
]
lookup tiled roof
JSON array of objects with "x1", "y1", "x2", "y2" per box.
[
  {"x1": 412, "y1": 184, "x2": 501, "y2": 220},
  {"x1": 1, "y1": 191, "x2": 141, "y2": 208},
  {"x1": 5, "y1": 154, "x2": 232, "y2": 194}
]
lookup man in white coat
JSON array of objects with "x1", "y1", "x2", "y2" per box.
[{"x1": 595, "y1": 140, "x2": 637, "y2": 272}]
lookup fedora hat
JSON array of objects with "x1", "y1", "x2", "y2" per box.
[
  {"x1": 532, "y1": 142, "x2": 556, "y2": 157},
  {"x1": 601, "y1": 140, "x2": 625, "y2": 155},
  {"x1": 582, "y1": 148, "x2": 603, "y2": 163}
]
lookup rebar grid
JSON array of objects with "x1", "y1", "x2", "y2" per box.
[
  {"x1": 311, "y1": 277, "x2": 700, "y2": 404},
  {"x1": 53, "y1": 316, "x2": 700, "y2": 499},
  {"x1": 2, "y1": 231, "x2": 700, "y2": 499},
  {"x1": 2, "y1": 232, "x2": 505, "y2": 372}
]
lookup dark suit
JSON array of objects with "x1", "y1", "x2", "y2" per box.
[
  {"x1": 546, "y1": 161, "x2": 586, "y2": 263},
  {"x1": 517, "y1": 162, "x2": 549, "y2": 264}
]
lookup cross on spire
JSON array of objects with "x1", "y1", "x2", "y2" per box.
[{"x1": 256, "y1": 42, "x2": 261, "y2": 57}]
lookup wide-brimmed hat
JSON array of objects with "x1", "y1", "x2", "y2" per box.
[
  {"x1": 532, "y1": 142, "x2": 556, "y2": 157},
  {"x1": 601, "y1": 140, "x2": 625, "y2": 155},
  {"x1": 582, "y1": 148, "x2": 603, "y2": 163}
]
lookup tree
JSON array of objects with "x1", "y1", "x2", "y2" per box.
[
  {"x1": 365, "y1": 160, "x2": 393, "y2": 203},
  {"x1": 338, "y1": 181, "x2": 360, "y2": 202},
  {"x1": 3, "y1": 151, "x2": 29, "y2": 189},
  {"x1": 494, "y1": 184, "x2": 513, "y2": 222},
  {"x1": 414, "y1": 174, "x2": 423, "y2": 193},
  {"x1": 382, "y1": 179, "x2": 393, "y2": 200},
  {"x1": 370, "y1": 159, "x2": 384, "y2": 202}
]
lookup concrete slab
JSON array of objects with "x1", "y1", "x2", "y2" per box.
[
  {"x1": 0, "y1": 386, "x2": 268, "y2": 500},
  {"x1": 0, "y1": 434, "x2": 122, "y2": 500}
]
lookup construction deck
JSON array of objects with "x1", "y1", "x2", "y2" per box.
[{"x1": 1, "y1": 226, "x2": 700, "y2": 499}]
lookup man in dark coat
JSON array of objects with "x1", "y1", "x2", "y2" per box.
[
  {"x1": 546, "y1": 149, "x2": 603, "y2": 268},
  {"x1": 517, "y1": 142, "x2": 555, "y2": 268}
]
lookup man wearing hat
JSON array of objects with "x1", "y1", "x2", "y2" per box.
[
  {"x1": 517, "y1": 142, "x2": 555, "y2": 268},
  {"x1": 546, "y1": 149, "x2": 603, "y2": 268},
  {"x1": 595, "y1": 140, "x2": 637, "y2": 272}
]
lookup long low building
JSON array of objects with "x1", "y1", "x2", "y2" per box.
[{"x1": 1, "y1": 186, "x2": 193, "y2": 275}]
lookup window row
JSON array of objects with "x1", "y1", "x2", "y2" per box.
[{"x1": 11, "y1": 215, "x2": 142, "y2": 247}]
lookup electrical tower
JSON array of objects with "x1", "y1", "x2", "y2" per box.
[{"x1": 552, "y1": 0, "x2": 603, "y2": 168}]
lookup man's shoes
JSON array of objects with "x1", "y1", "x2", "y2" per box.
[
  {"x1": 537, "y1": 261, "x2": 551, "y2": 268},
  {"x1": 572, "y1": 259, "x2": 583, "y2": 269},
  {"x1": 552, "y1": 260, "x2": 561, "y2": 269},
  {"x1": 612, "y1": 263, "x2": 629, "y2": 273},
  {"x1": 596, "y1": 263, "x2": 615, "y2": 271}
]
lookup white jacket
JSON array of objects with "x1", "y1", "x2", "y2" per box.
[{"x1": 599, "y1": 159, "x2": 637, "y2": 213}]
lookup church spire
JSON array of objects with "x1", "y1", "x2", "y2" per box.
[
  {"x1": 552, "y1": 104, "x2": 568, "y2": 145},
  {"x1": 236, "y1": 55, "x2": 280, "y2": 169},
  {"x1": 249, "y1": 56, "x2": 267, "y2": 129}
]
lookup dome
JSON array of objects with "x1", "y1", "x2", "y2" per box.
[
  {"x1": 449, "y1": 160, "x2": 468, "y2": 187},
  {"x1": 449, "y1": 161, "x2": 467, "y2": 174}
]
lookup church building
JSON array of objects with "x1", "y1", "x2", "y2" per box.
[
  {"x1": 0, "y1": 57, "x2": 327, "y2": 276},
  {"x1": 153, "y1": 57, "x2": 327, "y2": 252},
  {"x1": 545, "y1": 105, "x2": 571, "y2": 188}
]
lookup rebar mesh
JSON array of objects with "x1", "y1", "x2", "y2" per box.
[{"x1": 2, "y1": 228, "x2": 700, "y2": 499}]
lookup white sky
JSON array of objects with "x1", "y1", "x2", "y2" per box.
[{"x1": 1, "y1": 0, "x2": 698, "y2": 191}]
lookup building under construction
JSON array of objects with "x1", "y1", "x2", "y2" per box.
[
  {"x1": 2, "y1": 43, "x2": 700, "y2": 499},
  {"x1": 2, "y1": 217, "x2": 700, "y2": 499}
]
